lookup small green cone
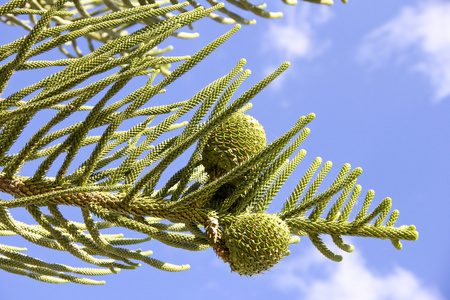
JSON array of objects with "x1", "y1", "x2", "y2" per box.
[
  {"x1": 202, "y1": 112, "x2": 266, "y2": 181},
  {"x1": 223, "y1": 213, "x2": 291, "y2": 276}
]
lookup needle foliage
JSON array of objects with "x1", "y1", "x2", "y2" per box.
[{"x1": 0, "y1": 0, "x2": 417, "y2": 284}]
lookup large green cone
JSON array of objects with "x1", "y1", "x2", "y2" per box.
[
  {"x1": 202, "y1": 112, "x2": 266, "y2": 181},
  {"x1": 223, "y1": 213, "x2": 291, "y2": 276}
]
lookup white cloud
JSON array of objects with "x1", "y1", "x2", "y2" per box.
[
  {"x1": 261, "y1": 5, "x2": 333, "y2": 61},
  {"x1": 357, "y1": 0, "x2": 450, "y2": 101},
  {"x1": 271, "y1": 248, "x2": 444, "y2": 300},
  {"x1": 259, "y1": 5, "x2": 333, "y2": 93}
]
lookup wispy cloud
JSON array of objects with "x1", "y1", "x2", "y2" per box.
[
  {"x1": 261, "y1": 5, "x2": 333, "y2": 61},
  {"x1": 259, "y1": 5, "x2": 333, "y2": 92},
  {"x1": 271, "y1": 247, "x2": 444, "y2": 300},
  {"x1": 357, "y1": 0, "x2": 450, "y2": 102}
]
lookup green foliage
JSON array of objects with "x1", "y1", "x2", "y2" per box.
[{"x1": 0, "y1": 0, "x2": 417, "y2": 285}]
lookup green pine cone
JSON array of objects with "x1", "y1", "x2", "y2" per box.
[
  {"x1": 223, "y1": 213, "x2": 291, "y2": 276},
  {"x1": 202, "y1": 112, "x2": 266, "y2": 181}
]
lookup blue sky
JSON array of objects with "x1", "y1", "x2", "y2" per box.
[{"x1": 1, "y1": 0, "x2": 449, "y2": 299}]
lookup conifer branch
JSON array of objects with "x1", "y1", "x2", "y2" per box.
[{"x1": 0, "y1": 0, "x2": 418, "y2": 284}]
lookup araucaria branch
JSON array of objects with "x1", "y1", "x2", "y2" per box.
[{"x1": 0, "y1": 0, "x2": 417, "y2": 285}]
